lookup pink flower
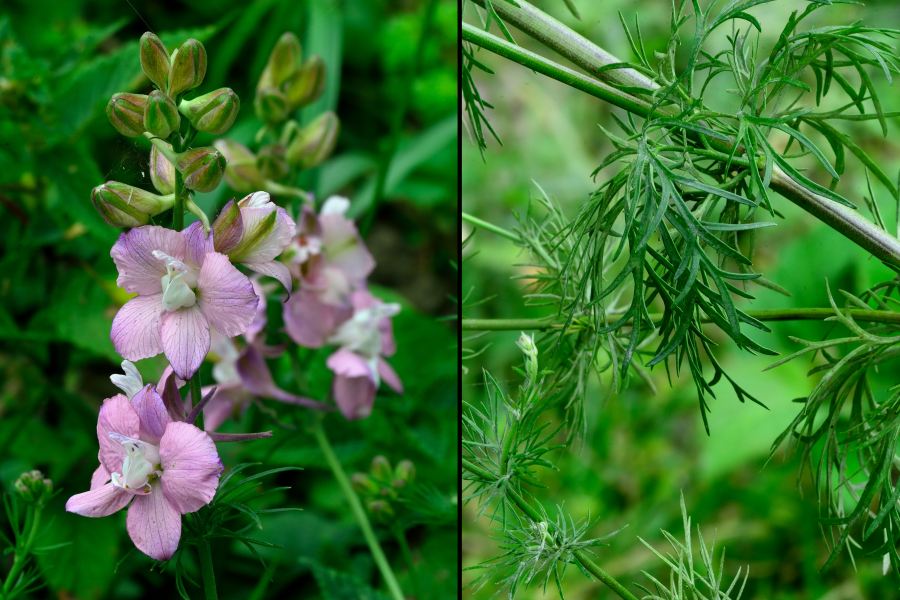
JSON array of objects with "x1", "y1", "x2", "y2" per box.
[
  {"x1": 110, "y1": 222, "x2": 259, "y2": 379},
  {"x1": 325, "y1": 290, "x2": 403, "y2": 419},
  {"x1": 212, "y1": 192, "x2": 296, "y2": 292},
  {"x1": 65, "y1": 385, "x2": 222, "y2": 561},
  {"x1": 283, "y1": 196, "x2": 374, "y2": 347}
]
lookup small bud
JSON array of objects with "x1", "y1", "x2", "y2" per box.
[
  {"x1": 393, "y1": 460, "x2": 415, "y2": 488},
  {"x1": 516, "y1": 332, "x2": 539, "y2": 384},
  {"x1": 256, "y1": 144, "x2": 289, "y2": 181},
  {"x1": 177, "y1": 147, "x2": 226, "y2": 192},
  {"x1": 370, "y1": 455, "x2": 392, "y2": 482},
  {"x1": 259, "y1": 32, "x2": 302, "y2": 90},
  {"x1": 139, "y1": 32, "x2": 170, "y2": 91},
  {"x1": 149, "y1": 144, "x2": 176, "y2": 195},
  {"x1": 14, "y1": 470, "x2": 53, "y2": 504},
  {"x1": 254, "y1": 87, "x2": 289, "y2": 124},
  {"x1": 286, "y1": 111, "x2": 339, "y2": 168},
  {"x1": 168, "y1": 39, "x2": 207, "y2": 97},
  {"x1": 92, "y1": 181, "x2": 174, "y2": 227},
  {"x1": 351, "y1": 472, "x2": 378, "y2": 496},
  {"x1": 179, "y1": 87, "x2": 240, "y2": 134},
  {"x1": 144, "y1": 90, "x2": 180, "y2": 139},
  {"x1": 106, "y1": 93, "x2": 148, "y2": 137},
  {"x1": 284, "y1": 56, "x2": 325, "y2": 109},
  {"x1": 211, "y1": 199, "x2": 243, "y2": 254},
  {"x1": 214, "y1": 139, "x2": 265, "y2": 193},
  {"x1": 366, "y1": 499, "x2": 394, "y2": 521}
]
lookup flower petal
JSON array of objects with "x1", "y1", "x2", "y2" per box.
[
  {"x1": 111, "y1": 294, "x2": 164, "y2": 362},
  {"x1": 161, "y1": 307, "x2": 211, "y2": 380},
  {"x1": 326, "y1": 348, "x2": 373, "y2": 379},
  {"x1": 159, "y1": 422, "x2": 223, "y2": 513},
  {"x1": 246, "y1": 260, "x2": 292, "y2": 293},
  {"x1": 111, "y1": 226, "x2": 184, "y2": 294},
  {"x1": 66, "y1": 483, "x2": 131, "y2": 517},
  {"x1": 126, "y1": 490, "x2": 181, "y2": 560},
  {"x1": 237, "y1": 346, "x2": 326, "y2": 409},
  {"x1": 197, "y1": 252, "x2": 258, "y2": 338},
  {"x1": 157, "y1": 366, "x2": 187, "y2": 421},
  {"x1": 320, "y1": 213, "x2": 374, "y2": 284},
  {"x1": 201, "y1": 384, "x2": 248, "y2": 431},
  {"x1": 97, "y1": 394, "x2": 140, "y2": 475},
  {"x1": 90, "y1": 464, "x2": 110, "y2": 490},
  {"x1": 182, "y1": 221, "x2": 213, "y2": 268},
  {"x1": 332, "y1": 375, "x2": 376, "y2": 420},
  {"x1": 283, "y1": 288, "x2": 352, "y2": 348},
  {"x1": 232, "y1": 205, "x2": 296, "y2": 264},
  {"x1": 131, "y1": 384, "x2": 172, "y2": 444},
  {"x1": 378, "y1": 359, "x2": 403, "y2": 394}
]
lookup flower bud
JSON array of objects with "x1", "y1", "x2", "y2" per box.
[
  {"x1": 351, "y1": 472, "x2": 378, "y2": 496},
  {"x1": 14, "y1": 470, "x2": 53, "y2": 504},
  {"x1": 149, "y1": 144, "x2": 175, "y2": 195},
  {"x1": 254, "y1": 87, "x2": 289, "y2": 124},
  {"x1": 284, "y1": 56, "x2": 325, "y2": 109},
  {"x1": 370, "y1": 455, "x2": 392, "y2": 482},
  {"x1": 393, "y1": 460, "x2": 415, "y2": 488},
  {"x1": 106, "y1": 93, "x2": 148, "y2": 137},
  {"x1": 92, "y1": 181, "x2": 174, "y2": 227},
  {"x1": 211, "y1": 199, "x2": 243, "y2": 254},
  {"x1": 214, "y1": 139, "x2": 265, "y2": 193},
  {"x1": 258, "y1": 32, "x2": 302, "y2": 90},
  {"x1": 144, "y1": 90, "x2": 180, "y2": 139},
  {"x1": 286, "y1": 111, "x2": 339, "y2": 168},
  {"x1": 256, "y1": 144, "x2": 289, "y2": 181},
  {"x1": 168, "y1": 39, "x2": 207, "y2": 98},
  {"x1": 516, "y1": 332, "x2": 539, "y2": 385},
  {"x1": 366, "y1": 499, "x2": 394, "y2": 521},
  {"x1": 177, "y1": 147, "x2": 226, "y2": 192},
  {"x1": 139, "y1": 32, "x2": 170, "y2": 91},
  {"x1": 178, "y1": 87, "x2": 239, "y2": 134}
]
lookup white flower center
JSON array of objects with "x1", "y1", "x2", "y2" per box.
[
  {"x1": 110, "y1": 360, "x2": 144, "y2": 399},
  {"x1": 109, "y1": 433, "x2": 160, "y2": 494},
  {"x1": 154, "y1": 250, "x2": 197, "y2": 311},
  {"x1": 329, "y1": 303, "x2": 400, "y2": 359},
  {"x1": 239, "y1": 191, "x2": 271, "y2": 208}
]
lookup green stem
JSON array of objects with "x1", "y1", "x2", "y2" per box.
[
  {"x1": 392, "y1": 527, "x2": 419, "y2": 598},
  {"x1": 311, "y1": 417, "x2": 404, "y2": 600},
  {"x1": 462, "y1": 459, "x2": 639, "y2": 600},
  {"x1": 1, "y1": 502, "x2": 43, "y2": 599},
  {"x1": 463, "y1": 308, "x2": 900, "y2": 331},
  {"x1": 190, "y1": 374, "x2": 203, "y2": 431},
  {"x1": 461, "y1": 211, "x2": 520, "y2": 242},
  {"x1": 173, "y1": 170, "x2": 185, "y2": 231},
  {"x1": 198, "y1": 539, "x2": 218, "y2": 600}
]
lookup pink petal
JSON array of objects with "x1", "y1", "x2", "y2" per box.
[
  {"x1": 111, "y1": 226, "x2": 184, "y2": 295},
  {"x1": 326, "y1": 348, "x2": 374, "y2": 379},
  {"x1": 157, "y1": 366, "x2": 187, "y2": 421},
  {"x1": 246, "y1": 260, "x2": 292, "y2": 293},
  {"x1": 161, "y1": 307, "x2": 211, "y2": 380},
  {"x1": 351, "y1": 290, "x2": 397, "y2": 356},
  {"x1": 201, "y1": 384, "x2": 249, "y2": 431},
  {"x1": 111, "y1": 294, "x2": 164, "y2": 362},
  {"x1": 126, "y1": 490, "x2": 181, "y2": 560},
  {"x1": 236, "y1": 346, "x2": 324, "y2": 408},
  {"x1": 378, "y1": 359, "x2": 403, "y2": 394},
  {"x1": 283, "y1": 288, "x2": 352, "y2": 348},
  {"x1": 182, "y1": 221, "x2": 213, "y2": 268},
  {"x1": 97, "y1": 394, "x2": 140, "y2": 475},
  {"x1": 131, "y1": 385, "x2": 172, "y2": 444},
  {"x1": 66, "y1": 483, "x2": 131, "y2": 517},
  {"x1": 90, "y1": 464, "x2": 110, "y2": 490},
  {"x1": 159, "y1": 422, "x2": 223, "y2": 513},
  {"x1": 332, "y1": 374, "x2": 376, "y2": 420},
  {"x1": 197, "y1": 252, "x2": 258, "y2": 338},
  {"x1": 235, "y1": 205, "x2": 296, "y2": 264},
  {"x1": 320, "y1": 213, "x2": 374, "y2": 284},
  {"x1": 245, "y1": 279, "x2": 268, "y2": 343}
]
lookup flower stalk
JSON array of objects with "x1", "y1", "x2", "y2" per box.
[{"x1": 198, "y1": 538, "x2": 218, "y2": 600}]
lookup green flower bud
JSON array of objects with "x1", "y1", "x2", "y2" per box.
[
  {"x1": 179, "y1": 87, "x2": 240, "y2": 134},
  {"x1": 370, "y1": 455, "x2": 392, "y2": 482},
  {"x1": 92, "y1": 181, "x2": 174, "y2": 227},
  {"x1": 149, "y1": 144, "x2": 175, "y2": 195},
  {"x1": 284, "y1": 56, "x2": 325, "y2": 109},
  {"x1": 393, "y1": 460, "x2": 415, "y2": 488},
  {"x1": 106, "y1": 93, "x2": 148, "y2": 137},
  {"x1": 286, "y1": 111, "x2": 339, "y2": 168},
  {"x1": 139, "y1": 32, "x2": 170, "y2": 91},
  {"x1": 214, "y1": 139, "x2": 265, "y2": 194},
  {"x1": 351, "y1": 473, "x2": 378, "y2": 496},
  {"x1": 144, "y1": 90, "x2": 180, "y2": 139},
  {"x1": 14, "y1": 470, "x2": 53, "y2": 504},
  {"x1": 168, "y1": 39, "x2": 207, "y2": 98},
  {"x1": 177, "y1": 147, "x2": 226, "y2": 192},
  {"x1": 366, "y1": 499, "x2": 394, "y2": 521},
  {"x1": 258, "y1": 32, "x2": 302, "y2": 90},
  {"x1": 254, "y1": 87, "x2": 289, "y2": 124},
  {"x1": 256, "y1": 144, "x2": 289, "y2": 181}
]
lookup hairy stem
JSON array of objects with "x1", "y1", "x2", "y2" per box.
[
  {"x1": 462, "y1": 458, "x2": 639, "y2": 600},
  {"x1": 463, "y1": 307, "x2": 900, "y2": 330},
  {"x1": 198, "y1": 539, "x2": 218, "y2": 600},
  {"x1": 312, "y1": 417, "x2": 405, "y2": 600},
  {"x1": 462, "y1": 21, "x2": 900, "y2": 266}
]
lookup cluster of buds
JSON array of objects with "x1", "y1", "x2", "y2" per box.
[
  {"x1": 351, "y1": 456, "x2": 415, "y2": 522},
  {"x1": 214, "y1": 33, "x2": 338, "y2": 196},
  {"x1": 14, "y1": 469, "x2": 53, "y2": 505},
  {"x1": 96, "y1": 33, "x2": 238, "y2": 228}
]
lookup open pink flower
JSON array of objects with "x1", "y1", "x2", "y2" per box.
[
  {"x1": 65, "y1": 385, "x2": 222, "y2": 561},
  {"x1": 110, "y1": 222, "x2": 259, "y2": 379},
  {"x1": 325, "y1": 290, "x2": 403, "y2": 419}
]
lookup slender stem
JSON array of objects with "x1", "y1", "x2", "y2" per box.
[
  {"x1": 173, "y1": 170, "x2": 185, "y2": 231},
  {"x1": 461, "y1": 211, "x2": 520, "y2": 242},
  {"x1": 1, "y1": 502, "x2": 43, "y2": 599},
  {"x1": 462, "y1": 459, "x2": 639, "y2": 600},
  {"x1": 190, "y1": 374, "x2": 203, "y2": 431},
  {"x1": 311, "y1": 417, "x2": 404, "y2": 600},
  {"x1": 392, "y1": 527, "x2": 419, "y2": 598},
  {"x1": 198, "y1": 539, "x2": 218, "y2": 600},
  {"x1": 463, "y1": 307, "x2": 900, "y2": 331}
]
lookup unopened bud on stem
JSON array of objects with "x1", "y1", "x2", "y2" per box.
[
  {"x1": 150, "y1": 144, "x2": 175, "y2": 195},
  {"x1": 168, "y1": 39, "x2": 207, "y2": 98},
  {"x1": 92, "y1": 181, "x2": 175, "y2": 227},
  {"x1": 179, "y1": 87, "x2": 240, "y2": 134},
  {"x1": 139, "y1": 32, "x2": 170, "y2": 91},
  {"x1": 284, "y1": 56, "x2": 325, "y2": 109},
  {"x1": 177, "y1": 147, "x2": 226, "y2": 192},
  {"x1": 106, "y1": 93, "x2": 148, "y2": 137},
  {"x1": 286, "y1": 112, "x2": 339, "y2": 168},
  {"x1": 144, "y1": 90, "x2": 180, "y2": 139}
]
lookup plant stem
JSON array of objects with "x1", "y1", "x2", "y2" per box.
[
  {"x1": 463, "y1": 307, "x2": 900, "y2": 331},
  {"x1": 462, "y1": 459, "x2": 639, "y2": 600},
  {"x1": 311, "y1": 417, "x2": 404, "y2": 600},
  {"x1": 173, "y1": 169, "x2": 185, "y2": 231},
  {"x1": 461, "y1": 211, "x2": 520, "y2": 242},
  {"x1": 462, "y1": 21, "x2": 900, "y2": 267},
  {"x1": 198, "y1": 539, "x2": 218, "y2": 600},
  {"x1": 1, "y1": 502, "x2": 43, "y2": 599},
  {"x1": 392, "y1": 527, "x2": 419, "y2": 599}
]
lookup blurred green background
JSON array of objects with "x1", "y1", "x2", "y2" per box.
[
  {"x1": 462, "y1": 0, "x2": 899, "y2": 598},
  {"x1": 0, "y1": 0, "x2": 457, "y2": 598}
]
